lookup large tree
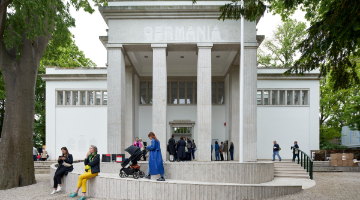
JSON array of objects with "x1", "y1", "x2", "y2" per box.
[
  {"x1": 258, "y1": 18, "x2": 307, "y2": 67},
  {"x1": 0, "y1": 0, "x2": 105, "y2": 190},
  {"x1": 192, "y1": 0, "x2": 360, "y2": 90}
]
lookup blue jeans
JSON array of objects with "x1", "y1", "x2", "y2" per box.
[
  {"x1": 33, "y1": 155, "x2": 37, "y2": 161},
  {"x1": 191, "y1": 149, "x2": 195, "y2": 160},
  {"x1": 147, "y1": 167, "x2": 165, "y2": 178},
  {"x1": 230, "y1": 150, "x2": 234, "y2": 160},
  {"x1": 215, "y1": 150, "x2": 220, "y2": 160},
  {"x1": 273, "y1": 151, "x2": 281, "y2": 161}
]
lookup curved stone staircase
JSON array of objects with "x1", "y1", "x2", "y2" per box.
[{"x1": 274, "y1": 161, "x2": 310, "y2": 179}]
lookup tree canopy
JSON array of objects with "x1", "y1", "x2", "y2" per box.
[
  {"x1": 193, "y1": 0, "x2": 360, "y2": 90},
  {"x1": 258, "y1": 19, "x2": 307, "y2": 67}
]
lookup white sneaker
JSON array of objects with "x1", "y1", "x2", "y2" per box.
[
  {"x1": 56, "y1": 186, "x2": 62, "y2": 192},
  {"x1": 50, "y1": 190, "x2": 56, "y2": 195}
]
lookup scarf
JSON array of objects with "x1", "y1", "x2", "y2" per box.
[{"x1": 88, "y1": 153, "x2": 97, "y2": 169}]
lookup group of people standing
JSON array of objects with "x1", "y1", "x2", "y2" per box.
[
  {"x1": 167, "y1": 135, "x2": 196, "y2": 162},
  {"x1": 212, "y1": 141, "x2": 234, "y2": 161},
  {"x1": 33, "y1": 146, "x2": 48, "y2": 161}
]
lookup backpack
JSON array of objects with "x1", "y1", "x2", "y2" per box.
[{"x1": 187, "y1": 141, "x2": 192, "y2": 149}]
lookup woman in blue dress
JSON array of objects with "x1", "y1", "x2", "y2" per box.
[
  {"x1": 145, "y1": 132, "x2": 165, "y2": 181},
  {"x1": 215, "y1": 141, "x2": 220, "y2": 161}
]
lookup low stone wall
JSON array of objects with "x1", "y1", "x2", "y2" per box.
[
  {"x1": 100, "y1": 161, "x2": 274, "y2": 184},
  {"x1": 313, "y1": 161, "x2": 360, "y2": 172},
  {"x1": 50, "y1": 163, "x2": 301, "y2": 200}
]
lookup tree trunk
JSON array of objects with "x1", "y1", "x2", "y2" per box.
[{"x1": 0, "y1": 60, "x2": 38, "y2": 189}]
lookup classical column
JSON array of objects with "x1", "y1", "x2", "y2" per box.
[
  {"x1": 125, "y1": 66, "x2": 135, "y2": 157},
  {"x1": 197, "y1": 43, "x2": 212, "y2": 162},
  {"x1": 151, "y1": 44, "x2": 167, "y2": 161},
  {"x1": 229, "y1": 66, "x2": 240, "y2": 161},
  {"x1": 243, "y1": 46, "x2": 257, "y2": 161},
  {"x1": 107, "y1": 44, "x2": 125, "y2": 154}
]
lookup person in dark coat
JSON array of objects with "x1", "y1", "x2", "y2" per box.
[
  {"x1": 51, "y1": 147, "x2": 73, "y2": 194},
  {"x1": 168, "y1": 135, "x2": 176, "y2": 161},
  {"x1": 177, "y1": 136, "x2": 186, "y2": 161},
  {"x1": 186, "y1": 138, "x2": 193, "y2": 161},
  {"x1": 145, "y1": 132, "x2": 165, "y2": 181},
  {"x1": 229, "y1": 142, "x2": 234, "y2": 160},
  {"x1": 69, "y1": 145, "x2": 100, "y2": 199}
]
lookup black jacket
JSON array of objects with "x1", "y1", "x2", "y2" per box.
[
  {"x1": 168, "y1": 138, "x2": 176, "y2": 155},
  {"x1": 85, "y1": 154, "x2": 100, "y2": 174},
  {"x1": 177, "y1": 140, "x2": 186, "y2": 159},
  {"x1": 229, "y1": 144, "x2": 234, "y2": 151},
  {"x1": 273, "y1": 144, "x2": 280, "y2": 152},
  {"x1": 57, "y1": 154, "x2": 74, "y2": 175}
]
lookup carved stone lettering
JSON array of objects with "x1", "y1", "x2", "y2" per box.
[
  {"x1": 175, "y1": 26, "x2": 184, "y2": 40},
  {"x1": 197, "y1": 26, "x2": 205, "y2": 41},
  {"x1": 144, "y1": 25, "x2": 222, "y2": 42},
  {"x1": 155, "y1": 26, "x2": 163, "y2": 41}
]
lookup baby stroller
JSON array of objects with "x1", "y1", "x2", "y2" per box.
[{"x1": 119, "y1": 146, "x2": 145, "y2": 179}]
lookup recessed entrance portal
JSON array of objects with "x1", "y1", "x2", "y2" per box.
[{"x1": 168, "y1": 120, "x2": 195, "y2": 141}]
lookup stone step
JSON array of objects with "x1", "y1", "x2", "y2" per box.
[
  {"x1": 275, "y1": 168, "x2": 307, "y2": 172},
  {"x1": 275, "y1": 165, "x2": 303, "y2": 168},
  {"x1": 35, "y1": 169, "x2": 50, "y2": 174},
  {"x1": 275, "y1": 171, "x2": 308, "y2": 174},
  {"x1": 274, "y1": 174, "x2": 310, "y2": 179}
]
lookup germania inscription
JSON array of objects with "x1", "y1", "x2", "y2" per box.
[{"x1": 144, "y1": 25, "x2": 221, "y2": 42}]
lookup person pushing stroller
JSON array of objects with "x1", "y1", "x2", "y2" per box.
[{"x1": 145, "y1": 132, "x2": 165, "y2": 181}]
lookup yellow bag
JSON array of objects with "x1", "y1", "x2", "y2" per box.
[{"x1": 85, "y1": 165, "x2": 90, "y2": 172}]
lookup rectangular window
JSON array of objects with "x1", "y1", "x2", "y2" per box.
[
  {"x1": 302, "y1": 91, "x2": 309, "y2": 105},
  {"x1": 171, "y1": 82, "x2": 178, "y2": 104},
  {"x1": 257, "y1": 91, "x2": 262, "y2": 105},
  {"x1": 95, "y1": 91, "x2": 101, "y2": 105},
  {"x1": 167, "y1": 82, "x2": 170, "y2": 104},
  {"x1": 279, "y1": 90, "x2": 285, "y2": 105},
  {"x1": 148, "y1": 82, "x2": 153, "y2": 104},
  {"x1": 294, "y1": 91, "x2": 300, "y2": 105},
  {"x1": 218, "y1": 82, "x2": 224, "y2": 104},
  {"x1": 58, "y1": 91, "x2": 63, "y2": 105},
  {"x1": 194, "y1": 82, "x2": 197, "y2": 104},
  {"x1": 66, "y1": 91, "x2": 71, "y2": 105},
  {"x1": 140, "y1": 82, "x2": 146, "y2": 104},
  {"x1": 81, "y1": 91, "x2": 86, "y2": 105},
  {"x1": 89, "y1": 91, "x2": 94, "y2": 105},
  {"x1": 179, "y1": 82, "x2": 185, "y2": 104},
  {"x1": 287, "y1": 90, "x2": 292, "y2": 105},
  {"x1": 103, "y1": 92, "x2": 107, "y2": 105},
  {"x1": 212, "y1": 82, "x2": 216, "y2": 104},
  {"x1": 73, "y1": 91, "x2": 79, "y2": 105},
  {"x1": 263, "y1": 91, "x2": 269, "y2": 105},
  {"x1": 187, "y1": 82, "x2": 193, "y2": 104},
  {"x1": 271, "y1": 90, "x2": 277, "y2": 105}
]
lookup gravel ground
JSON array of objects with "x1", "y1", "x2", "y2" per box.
[
  {"x1": 269, "y1": 172, "x2": 360, "y2": 200},
  {"x1": 1, "y1": 172, "x2": 360, "y2": 200}
]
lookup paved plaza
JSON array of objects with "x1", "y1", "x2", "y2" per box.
[{"x1": 0, "y1": 172, "x2": 358, "y2": 200}]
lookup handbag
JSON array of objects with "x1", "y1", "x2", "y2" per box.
[{"x1": 63, "y1": 162, "x2": 72, "y2": 167}]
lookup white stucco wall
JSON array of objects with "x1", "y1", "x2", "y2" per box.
[
  {"x1": 257, "y1": 79, "x2": 320, "y2": 159},
  {"x1": 46, "y1": 80, "x2": 107, "y2": 160}
]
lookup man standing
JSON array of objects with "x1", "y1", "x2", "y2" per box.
[
  {"x1": 33, "y1": 146, "x2": 38, "y2": 161},
  {"x1": 220, "y1": 142, "x2": 224, "y2": 161},
  {"x1": 293, "y1": 141, "x2": 299, "y2": 162},
  {"x1": 272, "y1": 141, "x2": 282, "y2": 161},
  {"x1": 223, "y1": 141, "x2": 228, "y2": 161},
  {"x1": 168, "y1": 135, "x2": 176, "y2": 162}
]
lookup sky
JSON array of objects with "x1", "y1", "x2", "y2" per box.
[{"x1": 69, "y1": 3, "x2": 308, "y2": 67}]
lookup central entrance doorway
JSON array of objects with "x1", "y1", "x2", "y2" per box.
[{"x1": 169, "y1": 120, "x2": 195, "y2": 141}]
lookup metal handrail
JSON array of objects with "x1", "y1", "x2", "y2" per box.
[{"x1": 291, "y1": 146, "x2": 313, "y2": 180}]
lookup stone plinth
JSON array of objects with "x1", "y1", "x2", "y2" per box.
[{"x1": 50, "y1": 162, "x2": 302, "y2": 200}]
